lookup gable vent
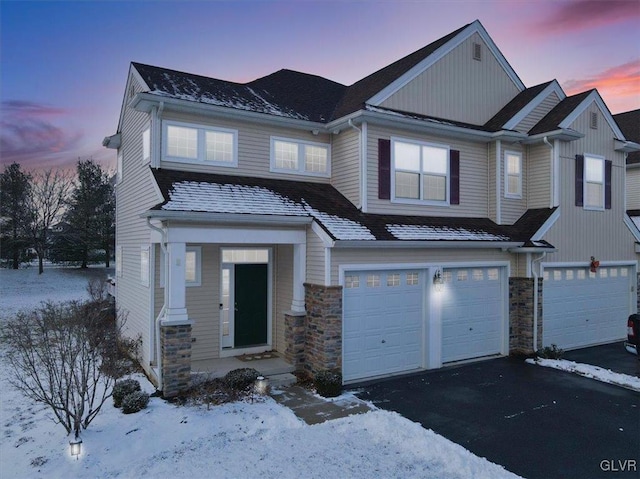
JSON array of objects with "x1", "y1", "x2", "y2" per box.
[
  {"x1": 473, "y1": 42, "x2": 482, "y2": 61},
  {"x1": 590, "y1": 111, "x2": 598, "y2": 129}
]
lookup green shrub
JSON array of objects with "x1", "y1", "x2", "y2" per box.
[
  {"x1": 224, "y1": 368, "x2": 260, "y2": 391},
  {"x1": 536, "y1": 344, "x2": 564, "y2": 360},
  {"x1": 315, "y1": 370, "x2": 342, "y2": 398},
  {"x1": 121, "y1": 390, "x2": 149, "y2": 414},
  {"x1": 113, "y1": 379, "x2": 141, "y2": 408}
]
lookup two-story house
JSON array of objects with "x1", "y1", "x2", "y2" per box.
[{"x1": 104, "y1": 20, "x2": 640, "y2": 397}]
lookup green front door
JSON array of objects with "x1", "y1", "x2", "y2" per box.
[{"x1": 233, "y1": 263, "x2": 268, "y2": 347}]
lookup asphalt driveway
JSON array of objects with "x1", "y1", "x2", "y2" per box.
[{"x1": 354, "y1": 347, "x2": 639, "y2": 479}]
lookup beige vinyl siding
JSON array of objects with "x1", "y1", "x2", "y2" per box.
[
  {"x1": 628, "y1": 167, "x2": 640, "y2": 209},
  {"x1": 274, "y1": 245, "x2": 293, "y2": 352},
  {"x1": 331, "y1": 247, "x2": 514, "y2": 285},
  {"x1": 306, "y1": 227, "x2": 327, "y2": 285},
  {"x1": 159, "y1": 112, "x2": 331, "y2": 183},
  {"x1": 187, "y1": 245, "x2": 219, "y2": 363},
  {"x1": 515, "y1": 92, "x2": 561, "y2": 133},
  {"x1": 381, "y1": 33, "x2": 520, "y2": 125},
  {"x1": 331, "y1": 129, "x2": 360, "y2": 207},
  {"x1": 488, "y1": 142, "x2": 497, "y2": 222},
  {"x1": 501, "y1": 146, "x2": 527, "y2": 225},
  {"x1": 366, "y1": 124, "x2": 489, "y2": 217},
  {"x1": 527, "y1": 144, "x2": 551, "y2": 209},
  {"x1": 543, "y1": 106, "x2": 637, "y2": 263},
  {"x1": 115, "y1": 73, "x2": 163, "y2": 368}
]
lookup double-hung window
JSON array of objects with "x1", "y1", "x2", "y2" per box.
[
  {"x1": 164, "y1": 121, "x2": 237, "y2": 167},
  {"x1": 270, "y1": 137, "x2": 330, "y2": 177},
  {"x1": 393, "y1": 139, "x2": 448, "y2": 203},
  {"x1": 584, "y1": 155, "x2": 604, "y2": 209},
  {"x1": 504, "y1": 151, "x2": 522, "y2": 198}
]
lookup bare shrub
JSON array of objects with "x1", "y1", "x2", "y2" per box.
[{"x1": 1, "y1": 296, "x2": 134, "y2": 438}]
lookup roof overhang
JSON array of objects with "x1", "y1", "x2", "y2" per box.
[
  {"x1": 523, "y1": 129, "x2": 584, "y2": 144},
  {"x1": 130, "y1": 92, "x2": 326, "y2": 133},
  {"x1": 624, "y1": 214, "x2": 640, "y2": 242},
  {"x1": 508, "y1": 246, "x2": 557, "y2": 254},
  {"x1": 615, "y1": 139, "x2": 640, "y2": 153},
  {"x1": 102, "y1": 134, "x2": 121, "y2": 149},
  {"x1": 328, "y1": 109, "x2": 527, "y2": 143},
  {"x1": 333, "y1": 240, "x2": 522, "y2": 249},
  {"x1": 143, "y1": 209, "x2": 313, "y2": 227}
]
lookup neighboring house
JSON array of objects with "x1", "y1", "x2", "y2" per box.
[
  {"x1": 613, "y1": 109, "x2": 640, "y2": 255},
  {"x1": 104, "y1": 20, "x2": 640, "y2": 397}
]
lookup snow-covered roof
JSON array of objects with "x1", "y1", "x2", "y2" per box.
[{"x1": 150, "y1": 169, "x2": 536, "y2": 245}]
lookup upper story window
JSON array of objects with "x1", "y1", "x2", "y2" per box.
[
  {"x1": 584, "y1": 155, "x2": 604, "y2": 209},
  {"x1": 504, "y1": 151, "x2": 522, "y2": 198},
  {"x1": 270, "y1": 137, "x2": 330, "y2": 177},
  {"x1": 163, "y1": 121, "x2": 237, "y2": 167},
  {"x1": 392, "y1": 138, "x2": 449, "y2": 204}
]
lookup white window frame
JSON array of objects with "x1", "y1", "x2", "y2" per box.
[
  {"x1": 140, "y1": 246, "x2": 150, "y2": 287},
  {"x1": 142, "y1": 127, "x2": 150, "y2": 165},
  {"x1": 504, "y1": 150, "x2": 522, "y2": 199},
  {"x1": 162, "y1": 120, "x2": 238, "y2": 167},
  {"x1": 584, "y1": 154, "x2": 605, "y2": 211},
  {"x1": 270, "y1": 136, "x2": 331, "y2": 177},
  {"x1": 159, "y1": 245, "x2": 202, "y2": 287},
  {"x1": 391, "y1": 137, "x2": 450, "y2": 206}
]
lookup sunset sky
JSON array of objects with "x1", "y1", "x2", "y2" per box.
[{"x1": 1, "y1": 0, "x2": 638, "y2": 173}]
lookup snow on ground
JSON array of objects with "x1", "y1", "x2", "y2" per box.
[
  {"x1": 0, "y1": 266, "x2": 521, "y2": 479},
  {"x1": 526, "y1": 358, "x2": 640, "y2": 392}
]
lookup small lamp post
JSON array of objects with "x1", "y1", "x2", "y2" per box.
[
  {"x1": 254, "y1": 376, "x2": 269, "y2": 395},
  {"x1": 69, "y1": 438, "x2": 82, "y2": 460}
]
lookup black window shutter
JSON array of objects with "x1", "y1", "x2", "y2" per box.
[
  {"x1": 575, "y1": 155, "x2": 584, "y2": 207},
  {"x1": 378, "y1": 139, "x2": 391, "y2": 200},
  {"x1": 450, "y1": 149, "x2": 460, "y2": 205},
  {"x1": 604, "y1": 159, "x2": 612, "y2": 209}
]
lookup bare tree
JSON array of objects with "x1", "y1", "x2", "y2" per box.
[
  {"x1": 1, "y1": 290, "x2": 135, "y2": 438},
  {"x1": 23, "y1": 169, "x2": 73, "y2": 274}
]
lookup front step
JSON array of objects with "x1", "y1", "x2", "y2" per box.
[{"x1": 267, "y1": 372, "x2": 297, "y2": 389}]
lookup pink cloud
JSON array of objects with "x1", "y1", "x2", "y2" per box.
[
  {"x1": 563, "y1": 59, "x2": 640, "y2": 112},
  {"x1": 532, "y1": 0, "x2": 640, "y2": 34},
  {"x1": 0, "y1": 100, "x2": 82, "y2": 170}
]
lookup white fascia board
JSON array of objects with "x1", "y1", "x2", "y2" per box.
[
  {"x1": 615, "y1": 139, "x2": 640, "y2": 153},
  {"x1": 143, "y1": 209, "x2": 312, "y2": 226},
  {"x1": 523, "y1": 129, "x2": 585, "y2": 144},
  {"x1": 559, "y1": 91, "x2": 626, "y2": 140},
  {"x1": 627, "y1": 162, "x2": 640, "y2": 169},
  {"x1": 132, "y1": 93, "x2": 326, "y2": 133},
  {"x1": 311, "y1": 221, "x2": 335, "y2": 247},
  {"x1": 508, "y1": 246, "x2": 557, "y2": 254},
  {"x1": 115, "y1": 64, "x2": 149, "y2": 135},
  {"x1": 333, "y1": 240, "x2": 522, "y2": 249},
  {"x1": 531, "y1": 208, "x2": 561, "y2": 241},
  {"x1": 503, "y1": 81, "x2": 566, "y2": 130},
  {"x1": 367, "y1": 20, "x2": 525, "y2": 107},
  {"x1": 624, "y1": 214, "x2": 640, "y2": 242}
]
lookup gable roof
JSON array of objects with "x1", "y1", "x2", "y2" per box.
[
  {"x1": 149, "y1": 169, "x2": 527, "y2": 244},
  {"x1": 132, "y1": 62, "x2": 346, "y2": 122},
  {"x1": 613, "y1": 109, "x2": 640, "y2": 164},
  {"x1": 528, "y1": 90, "x2": 594, "y2": 135},
  {"x1": 484, "y1": 81, "x2": 556, "y2": 132}
]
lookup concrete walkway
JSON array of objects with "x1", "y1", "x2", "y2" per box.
[{"x1": 271, "y1": 385, "x2": 373, "y2": 425}]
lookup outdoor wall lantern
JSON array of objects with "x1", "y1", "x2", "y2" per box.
[
  {"x1": 69, "y1": 438, "x2": 82, "y2": 459},
  {"x1": 433, "y1": 269, "x2": 444, "y2": 292},
  {"x1": 254, "y1": 376, "x2": 269, "y2": 395}
]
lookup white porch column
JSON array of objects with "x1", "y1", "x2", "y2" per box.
[
  {"x1": 163, "y1": 242, "x2": 190, "y2": 324},
  {"x1": 291, "y1": 242, "x2": 306, "y2": 313}
]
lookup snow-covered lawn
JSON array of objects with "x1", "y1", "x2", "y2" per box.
[
  {"x1": 526, "y1": 358, "x2": 640, "y2": 392},
  {"x1": 0, "y1": 266, "x2": 522, "y2": 478}
]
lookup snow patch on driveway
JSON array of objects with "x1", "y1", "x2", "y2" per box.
[{"x1": 526, "y1": 358, "x2": 640, "y2": 391}]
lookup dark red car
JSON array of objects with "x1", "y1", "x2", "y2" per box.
[{"x1": 625, "y1": 314, "x2": 639, "y2": 356}]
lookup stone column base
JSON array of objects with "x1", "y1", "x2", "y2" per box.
[
  {"x1": 284, "y1": 311, "x2": 306, "y2": 368},
  {"x1": 160, "y1": 323, "x2": 192, "y2": 398},
  {"x1": 509, "y1": 277, "x2": 543, "y2": 354}
]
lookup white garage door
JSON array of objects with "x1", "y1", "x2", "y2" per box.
[
  {"x1": 441, "y1": 267, "x2": 505, "y2": 363},
  {"x1": 343, "y1": 270, "x2": 423, "y2": 382},
  {"x1": 543, "y1": 265, "x2": 631, "y2": 349}
]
